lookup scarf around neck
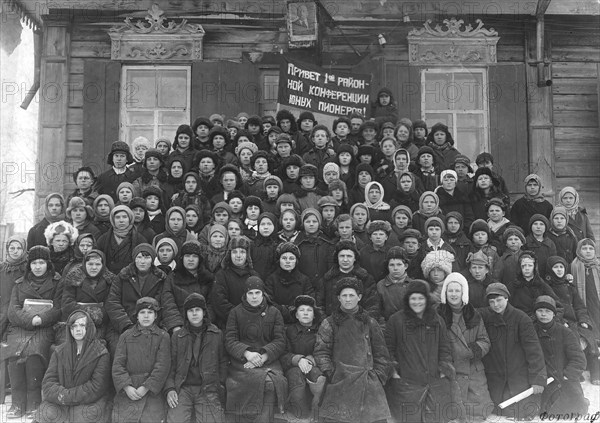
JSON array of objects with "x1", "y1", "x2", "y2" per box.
[{"x1": 558, "y1": 186, "x2": 580, "y2": 218}]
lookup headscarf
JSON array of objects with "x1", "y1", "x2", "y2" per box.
[
  {"x1": 73, "y1": 233, "x2": 96, "y2": 261},
  {"x1": 557, "y1": 186, "x2": 580, "y2": 218},
  {"x1": 204, "y1": 224, "x2": 229, "y2": 272},
  {"x1": 523, "y1": 174, "x2": 545, "y2": 202},
  {"x1": 110, "y1": 205, "x2": 134, "y2": 238},
  {"x1": 418, "y1": 191, "x2": 440, "y2": 218},
  {"x1": 571, "y1": 239, "x2": 599, "y2": 308},
  {"x1": 397, "y1": 171, "x2": 416, "y2": 193},
  {"x1": 63, "y1": 310, "x2": 104, "y2": 386},
  {"x1": 82, "y1": 249, "x2": 106, "y2": 279},
  {"x1": 165, "y1": 206, "x2": 188, "y2": 238},
  {"x1": 393, "y1": 149, "x2": 411, "y2": 173},
  {"x1": 93, "y1": 195, "x2": 114, "y2": 223},
  {"x1": 550, "y1": 206, "x2": 569, "y2": 235},
  {"x1": 2, "y1": 235, "x2": 27, "y2": 270},
  {"x1": 43, "y1": 193, "x2": 66, "y2": 223},
  {"x1": 364, "y1": 181, "x2": 390, "y2": 210}
]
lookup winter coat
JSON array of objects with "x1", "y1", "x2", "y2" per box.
[
  {"x1": 105, "y1": 264, "x2": 167, "y2": 334},
  {"x1": 211, "y1": 265, "x2": 260, "y2": 328},
  {"x1": 39, "y1": 312, "x2": 111, "y2": 423},
  {"x1": 224, "y1": 298, "x2": 288, "y2": 417},
  {"x1": 293, "y1": 231, "x2": 335, "y2": 286},
  {"x1": 96, "y1": 168, "x2": 135, "y2": 202},
  {"x1": 534, "y1": 320, "x2": 589, "y2": 415},
  {"x1": 525, "y1": 235, "x2": 557, "y2": 278},
  {"x1": 443, "y1": 231, "x2": 471, "y2": 271},
  {"x1": 438, "y1": 303, "x2": 493, "y2": 421},
  {"x1": 498, "y1": 249, "x2": 522, "y2": 287},
  {"x1": 469, "y1": 191, "x2": 510, "y2": 222},
  {"x1": 317, "y1": 265, "x2": 376, "y2": 316},
  {"x1": 112, "y1": 323, "x2": 171, "y2": 423},
  {"x1": 161, "y1": 265, "x2": 215, "y2": 332},
  {"x1": 461, "y1": 272, "x2": 497, "y2": 309},
  {"x1": 431, "y1": 144, "x2": 461, "y2": 171},
  {"x1": 376, "y1": 276, "x2": 414, "y2": 322},
  {"x1": 0, "y1": 259, "x2": 26, "y2": 340},
  {"x1": 359, "y1": 244, "x2": 390, "y2": 284},
  {"x1": 547, "y1": 229, "x2": 578, "y2": 267},
  {"x1": 568, "y1": 208, "x2": 595, "y2": 241},
  {"x1": 511, "y1": 198, "x2": 553, "y2": 236},
  {"x1": 384, "y1": 306, "x2": 455, "y2": 423},
  {"x1": 28, "y1": 219, "x2": 52, "y2": 247},
  {"x1": 314, "y1": 306, "x2": 392, "y2": 423},
  {"x1": 509, "y1": 274, "x2": 564, "y2": 320},
  {"x1": 73, "y1": 220, "x2": 102, "y2": 242},
  {"x1": 164, "y1": 323, "x2": 227, "y2": 395},
  {"x1": 250, "y1": 235, "x2": 279, "y2": 280},
  {"x1": 5, "y1": 272, "x2": 62, "y2": 364},
  {"x1": 489, "y1": 220, "x2": 511, "y2": 255},
  {"x1": 265, "y1": 268, "x2": 315, "y2": 324},
  {"x1": 480, "y1": 304, "x2": 547, "y2": 417},
  {"x1": 412, "y1": 211, "x2": 445, "y2": 235},
  {"x1": 97, "y1": 229, "x2": 148, "y2": 275},
  {"x1": 437, "y1": 189, "x2": 475, "y2": 230}
]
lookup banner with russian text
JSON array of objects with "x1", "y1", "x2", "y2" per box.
[{"x1": 278, "y1": 58, "x2": 372, "y2": 117}]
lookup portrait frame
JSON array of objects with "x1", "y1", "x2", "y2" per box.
[{"x1": 287, "y1": 0, "x2": 318, "y2": 48}]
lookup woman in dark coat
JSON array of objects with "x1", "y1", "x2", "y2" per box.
[
  {"x1": 5, "y1": 246, "x2": 63, "y2": 418},
  {"x1": 105, "y1": 243, "x2": 169, "y2": 335},
  {"x1": 224, "y1": 277, "x2": 288, "y2": 423},
  {"x1": 264, "y1": 242, "x2": 314, "y2": 324},
  {"x1": 314, "y1": 277, "x2": 392, "y2": 423},
  {"x1": 97, "y1": 205, "x2": 147, "y2": 275},
  {"x1": 112, "y1": 297, "x2": 171, "y2": 423},
  {"x1": 469, "y1": 167, "x2": 510, "y2": 222},
  {"x1": 533, "y1": 296, "x2": 589, "y2": 415},
  {"x1": 281, "y1": 295, "x2": 325, "y2": 421},
  {"x1": 250, "y1": 212, "x2": 280, "y2": 280},
  {"x1": 153, "y1": 206, "x2": 196, "y2": 253},
  {"x1": 385, "y1": 280, "x2": 457, "y2": 423},
  {"x1": 36, "y1": 310, "x2": 111, "y2": 423},
  {"x1": 437, "y1": 273, "x2": 494, "y2": 422},
  {"x1": 211, "y1": 236, "x2": 259, "y2": 328},
  {"x1": 443, "y1": 211, "x2": 471, "y2": 271},
  {"x1": 0, "y1": 235, "x2": 27, "y2": 341},
  {"x1": 436, "y1": 169, "x2": 474, "y2": 230},
  {"x1": 27, "y1": 193, "x2": 66, "y2": 247},
  {"x1": 161, "y1": 241, "x2": 215, "y2": 333}
]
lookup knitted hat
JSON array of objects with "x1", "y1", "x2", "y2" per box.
[
  {"x1": 367, "y1": 220, "x2": 392, "y2": 235},
  {"x1": 107, "y1": 141, "x2": 134, "y2": 165},
  {"x1": 399, "y1": 228, "x2": 422, "y2": 242},
  {"x1": 154, "y1": 237, "x2": 178, "y2": 258},
  {"x1": 181, "y1": 241, "x2": 202, "y2": 258},
  {"x1": 209, "y1": 224, "x2": 228, "y2": 241},
  {"x1": 299, "y1": 164, "x2": 318, "y2": 178},
  {"x1": 143, "y1": 148, "x2": 164, "y2": 166},
  {"x1": 440, "y1": 169, "x2": 457, "y2": 180},
  {"x1": 425, "y1": 216, "x2": 445, "y2": 232},
  {"x1": 440, "y1": 272, "x2": 469, "y2": 304},
  {"x1": 386, "y1": 246, "x2": 409, "y2": 265},
  {"x1": 44, "y1": 220, "x2": 78, "y2": 246},
  {"x1": 228, "y1": 235, "x2": 252, "y2": 251},
  {"x1": 235, "y1": 141, "x2": 259, "y2": 157},
  {"x1": 486, "y1": 282, "x2": 510, "y2": 298},
  {"x1": 155, "y1": 137, "x2": 172, "y2": 150},
  {"x1": 317, "y1": 196, "x2": 338, "y2": 209},
  {"x1": 534, "y1": 295, "x2": 557, "y2": 314},
  {"x1": 212, "y1": 201, "x2": 233, "y2": 216},
  {"x1": 276, "y1": 194, "x2": 300, "y2": 212},
  {"x1": 485, "y1": 197, "x2": 507, "y2": 213},
  {"x1": 276, "y1": 242, "x2": 301, "y2": 260},
  {"x1": 392, "y1": 205, "x2": 413, "y2": 222},
  {"x1": 258, "y1": 212, "x2": 277, "y2": 228},
  {"x1": 466, "y1": 250, "x2": 491, "y2": 268},
  {"x1": 529, "y1": 214, "x2": 550, "y2": 232},
  {"x1": 334, "y1": 240, "x2": 359, "y2": 263},
  {"x1": 475, "y1": 152, "x2": 494, "y2": 165},
  {"x1": 66, "y1": 197, "x2": 94, "y2": 219},
  {"x1": 470, "y1": 219, "x2": 490, "y2": 238},
  {"x1": 209, "y1": 113, "x2": 224, "y2": 125},
  {"x1": 547, "y1": 255, "x2": 568, "y2": 272},
  {"x1": 551, "y1": 206, "x2": 568, "y2": 221},
  {"x1": 416, "y1": 146, "x2": 435, "y2": 163},
  {"x1": 335, "y1": 276, "x2": 363, "y2": 296},
  {"x1": 413, "y1": 119, "x2": 428, "y2": 134},
  {"x1": 28, "y1": 245, "x2": 51, "y2": 263},
  {"x1": 116, "y1": 182, "x2": 135, "y2": 196},
  {"x1": 444, "y1": 211, "x2": 464, "y2": 231},
  {"x1": 93, "y1": 194, "x2": 115, "y2": 212},
  {"x1": 132, "y1": 243, "x2": 156, "y2": 262},
  {"x1": 263, "y1": 175, "x2": 283, "y2": 191},
  {"x1": 323, "y1": 162, "x2": 340, "y2": 179},
  {"x1": 184, "y1": 293, "x2": 207, "y2": 313},
  {"x1": 355, "y1": 163, "x2": 375, "y2": 180},
  {"x1": 452, "y1": 155, "x2": 473, "y2": 173},
  {"x1": 421, "y1": 250, "x2": 454, "y2": 277},
  {"x1": 135, "y1": 297, "x2": 160, "y2": 315},
  {"x1": 502, "y1": 225, "x2": 526, "y2": 245},
  {"x1": 245, "y1": 275, "x2": 265, "y2": 292},
  {"x1": 300, "y1": 208, "x2": 322, "y2": 226}
]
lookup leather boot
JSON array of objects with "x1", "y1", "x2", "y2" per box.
[{"x1": 307, "y1": 375, "x2": 326, "y2": 423}]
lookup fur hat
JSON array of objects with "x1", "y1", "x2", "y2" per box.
[
  {"x1": 235, "y1": 141, "x2": 259, "y2": 157},
  {"x1": 427, "y1": 122, "x2": 455, "y2": 146},
  {"x1": 45, "y1": 220, "x2": 78, "y2": 246},
  {"x1": 181, "y1": 241, "x2": 202, "y2": 258},
  {"x1": 367, "y1": 220, "x2": 392, "y2": 235},
  {"x1": 534, "y1": 295, "x2": 557, "y2": 314},
  {"x1": 274, "y1": 132, "x2": 292, "y2": 145},
  {"x1": 518, "y1": 250, "x2": 537, "y2": 267},
  {"x1": 143, "y1": 148, "x2": 164, "y2": 166},
  {"x1": 421, "y1": 250, "x2": 454, "y2": 277},
  {"x1": 300, "y1": 208, "x2": 322, "y2": 226},
  {"x1": 135, "y1": 297, "x2": 160, "y2": 315},
  {"x1": 72, "y1": 166, "x2": 96, "y2": 183},
  {"x1": 337, "y1": 143, "x2": 355, "y2": 157},
  {"x1": 473, "y1": 167, "x2": 496, "y2": 185},
  {"x1": 66, "y1": 197, "x2": 94, "y2": 220},
  {"x1": 263, "y1": 175, "x2": 283, "y2": 191},
  {"x1": 174, "y1": 124, "x2": 195, "y2": 149},
  {"x1": 299, "y1": 164, "x2": 318, "y2": 178},
  {"x1": 298, "y1": 111, "x2": 316, "y2": 125},
  {"x1": 469, "y1": 219, "x2": 490, "y2": 238},
  {"x1": 452, "y1": 155, "x2": 473, "y2": 173},
  {"x1": 282, "y1": 154, "x2": 304, "y2": 170},
  {"x1": 245, "y1": 115, "x2": 262, "y2": 128},
  {"x1": 485, "y1": 198, "x2": 507, "y2": 213},
  {"x1": 359, "y1": 120, "x2": 378, "y2": 133},
  {"x1": 405, "y1": 280, "x2": 430, "y2": 299},
  {"x1": 209, "y1": 113, "x2": 224, "y2": 125},
  {"x1": 276, "y1": 194, "x2": 300, "y2": 213},
  {"x1": 529, "y1": 214, "x2": 550, "y2": 232},
  {"x1": 416, "y1": 146, "x2": 435, "y2": 163},
  {"x1": 142, "y1": 185, "x2": 163, "y2": 199},
  {"x1": 132, "y1": 243, "x2": 156, "y2": 262},
  {"x1": 184, "y1": 293, "x2": 207, "y2": 313},
  {"x1": 245, "y1": 276, "x2": 265, "y2": 292},
  {"x1": 208, "y1": 126, "x2": 230, "y2": 146},
  {"x1": 228, "y1": 235, "x2": 252, "y2": 251},
  {"x1": 386, "y1": 246, "x2": 409, "y2": 265},
  {"x1": 250, "y1": 150, "x2": 270, "y2": 169},
  {"x1": 226, "y1": 119, "x2": 241, "y2": 130},
  {"x1": 399, "y1": 228, "x2": 422, "y2": 242},
  {"x1": 502, "y1": 225, "x2": 526, "y2": 245},
  {"x1": 332, "y1": 117, "x2": 351, "y2": 132},
  {"x1": 486, "y1": 282, "x2": 510, "y2": 298},
  {"x1": 357, "y1": 144, "x2": 376, "y2": 159},
  {"x1": 28, "y1": 245, "x2": 51, "y2": 263},
  {"x1": 196, "y1": 150, "x2": 220, "y2": 167},
  {"x1": 294, "y1": 294, "x2": 317, "y2": 309},
  {"x1": 475, "y1": 152, "x2": 494, "y2": 165},
  {"x1": 107, "y1": 141, "x2": 134, "y2": 165},
  {"x1": 191, "y1": 117, "x2": 213, "y2": 133},
  {"x1": 413, "y1": 119, "x2": 428, "y2": 134},
  {"x1": 335, "y1": 276, "x2": 363, "y2": 296},
  {"x1": 244, "y1": 195, "x2": 263, "y2": 212},
  {"x1": 262, "y1": 115, "x2": 276, "y2": 125},
  {"x1": 276, "y1": 242, "x2": 301, "y2": 260},
  {"x1": 440, "y1": 272, "x2": 469, "y2": 304}
]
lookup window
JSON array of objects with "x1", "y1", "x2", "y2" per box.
[
  {"x1": 422, "y1": 68, "x2": 489, "y2": 161},
  {"x1": 259, "y1": 69, "x2": 279, "y2": 117},
  {"x1": 120, "y1": 65, "x2": 191, "y2": 143}
]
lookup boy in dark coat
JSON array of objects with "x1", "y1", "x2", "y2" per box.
[
  {"x1": 480, "y1": 283, "x2": 547, "y2": 420},
  {"x1": 533, "y1": 296, "x2": 589, "y2": 415},
  {"x1": 165, "y1": 293, "x2": 227, "y2": 423},
  {"x1": 96, "y1": 141, "x2": 136, "y2": 201}
]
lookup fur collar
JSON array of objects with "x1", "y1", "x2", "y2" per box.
[
  {"x1": 331, "y1": 305, "x2": 370, "y2": 326},
  {"x1": 438, "y1": 302, "x2": 480, "y2": 329}
]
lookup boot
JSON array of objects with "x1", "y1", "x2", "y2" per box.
[{"x1": 307, "y1": 375, "x2": 326, "y2": 423}]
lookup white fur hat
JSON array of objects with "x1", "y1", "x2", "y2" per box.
[
  {"x1": 44, "y1": 220, "x2": 79, "y2": 246},
  {"x1": 421, "y1": 250, "x2": 454, "y2": 278},
  {"x1": 440, "y1": 272, "x2": 469, "y2": 304}
]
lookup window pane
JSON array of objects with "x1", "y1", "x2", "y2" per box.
[
  {"x1": 425, "y1": 113, "x2": 452, "y2": 128},
  {"x1": 126, "y1": 127, "x2": 154, "y2": 144},
  {"x1": 454, "y1": 73, "x2": 484, "y2": 110},
  {"x1": 158, "y1": 70, "x2": 188, "y2": 108},
  {"x1": 126, "y1": 70, "x2": 156, "y2": 108},
  {"x1": 159, "y1": 110, "x2": 189, "y2": 125},
  {"x1": 456, "y1": 114, "x2": 485, "y2": 161},
  {"x1": 424, "y1": 72, "x2": 451, "y2": 110},
  {"x1": 263, "y1": 75, "x2": 279, "y2": 101},
  {"x1": 158, "y1": 125, "x2": 180, "y2": 139},
  {"x1": 126, "y1": 111, "x2": 154, "y2": 125}
]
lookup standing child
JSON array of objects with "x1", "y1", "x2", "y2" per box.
[
  {"x1": 170, "y1": 124, "x2": 199, "y2": 172},
  {"x1": 469, "y1": 219, "x2": 502, "y2": 281},
  {"x1": 413, "y1": 146, "x2": 439, "y2": 192},
  {"x1": 349, "y1": 203, "x2": 370, "y2": 245},
  {"x1": 262, "y1": 175, "x2": 283, "y2": 215},
  {"x1": 547, "y1": 206, "x2": 578, "y2": 265},
  {"x1": 412, "y1": 191, "x2": 444, "y2": 235},
  {"x1": 443, "y1": 211, "x2": 471, "y2": 270},
  {"x1": 116, "y1": 182, "x2": 134, "y2": 207},
  {"x1": 370, "y1": 87, "x2": 398, "y2": 122},
  {"x1": 331, "y1": 117, "x2": 356, "y2": 154},
  {"x1": 359, "y1": 220, "x2": 392, "y2": 284},
  {"x1": 317, "y1": 196, "x2": 339, "y2": 239},
  {"x1": 93, "y1": 194, "x2": 115, "y2": 235},
  {"x1": 328, "y1": 179, "x2": 349, "y2": 214},
  {"x1": 192, "y1": 117, "x2": 213, "y2": 150},
  {"x1": 303, "y1": 125, "x2": 336, "y2": 178},
  {"x1": 154, "y1": 238, "x2": 178, "y2": 274},
  {"x1": 557, "y1": 186, "x2": 595, "y2": 241},
  {"x1": 246, "y1": 150, "x2": 272, "y2": 197},
  {"x1": 452, "y1": 155, "x2": 474, "y2": 195},
  {"x1": 525, "y1": 214, "x2": 558, "y2": 278},
  {"x1": 511, "y1": 174, "x2": 553, "y2": 235},
  {"x1": 96, "y1": 141, "x2": 135, "y2": 201},
  {"x1": 251, "y1": 213, "x2": 279, "y2": 279},
  {"x1": 294, "y1": 164, "x2": 325, "y2": 211},
  {"x1": 426, "y1": 123, "x2": 461, "y2": 170},
  {"x1": 363, "y1": 181, "x2": 391, "y2": 222},
  {"x1": 412, "y1": 119, "x2": 428, "y2": 149}
]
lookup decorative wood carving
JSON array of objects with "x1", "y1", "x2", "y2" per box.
[
  {"x1": 408, "y1": 18, "x2": 499, "y2": 65},
  {"x1": 108, "y1": 3, "x2": 205, "y2": 62}
]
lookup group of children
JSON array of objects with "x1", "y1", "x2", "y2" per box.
[{"x1": 0, "y1": 93, "x2": 598, "y2": 423}]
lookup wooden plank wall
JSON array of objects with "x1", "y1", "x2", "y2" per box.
[{"x1": 551, "y1": 24, "x2": 600, "y2": 239}]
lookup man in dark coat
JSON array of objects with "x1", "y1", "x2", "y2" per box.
[
  {"x1": 479, "y1": 283, "x2": 547, "y2": 420},
  {"x1": 533, "y1": 296, "x2": 589, "y2": 415}
]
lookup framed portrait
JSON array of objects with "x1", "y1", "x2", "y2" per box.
[{"x1": 287, "y1": 0, "x2": 318, "y2": 48}]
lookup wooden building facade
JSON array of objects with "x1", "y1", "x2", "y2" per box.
[{"x1": 16, "y1": 0, "x2": 600, "y2": 234}]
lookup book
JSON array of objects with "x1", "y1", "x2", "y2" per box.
[{"x1": 23, "y1": 299, "x2": 53, "y2": 315}]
